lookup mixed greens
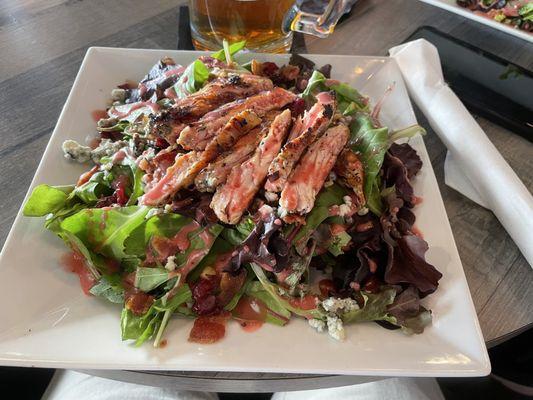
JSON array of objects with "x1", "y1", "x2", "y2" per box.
[{"x1": 24, "y1": 42, "x2": 442, "y2": 347}]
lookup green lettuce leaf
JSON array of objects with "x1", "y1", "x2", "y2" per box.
[
  {"x1": 89, "y1": 275, "x2": 124, "y2": 303},
  {"x1": 60, "y1": 206, "x2": 149, "y2": 260},
  {"x1": 342, "y1": 288, "x2": 397, "y2": 324},
  {"x1": 221, "y1": 216, "x2": 255, "y2": 246},
  {"x1": 23, "y1": 184, "x2": 74, "y2": 217},
  {"x1": 135, "y1": 267, "x2": 175, "y2": 292},
  {"x1": 302, "y1": 70, "x2": 367, "y2": 114},
  {"x1": 328, "y1": 230, "x2": 351, "y2": 257},
  {"x1": 211, "y1": 40, "x2": 247, "y2": 62},
  {"x1": 349, "y1": 114, "x2": 389, "y2": 215},
  {"x1": 245, "y1": 281, "x2": 291, "y2": 326},
  {"x1": 250, "y1": 263, "x2": 323, "y2": 319},
  {"x1": 121, "y1": 284, "x2": 192, "y2": 347},
  {"x1": 173, "y1": 224, "x2": 224, "y2": 270},
  {"x1": 174, "y1": 60, "x2": 210, "y2": 98},
  {"x1": 293, "y1": 183, "x2": 347, "y2": 252}
]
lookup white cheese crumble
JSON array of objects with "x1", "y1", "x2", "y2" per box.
[
  {"x1": 337, "y1": 195, "x2": 354, "y2": 217},
  {"x1": 62, "y1": 140, "x2": 92, "y2": 163},
  {"x1": 321, "y1": 297, "x2": 360, "y2": 313},
  {"x1": 62, "y1": 139, "x2": 128, "y2": 164},
  {"x1": 308, "y1": 318, "x2": 326, "y2": 333},
  {"x1": 327, "y1": 315, "x2": 345, "y2": 341},
  {"x1": 164, "y1": 255, "x2": 177, "y2": 271},
  {"x1": 357, "y1": 207, "x2": 369, "y2": 216}
]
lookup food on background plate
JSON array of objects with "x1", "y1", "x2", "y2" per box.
[
  {"x1": 456, "y1": 0, "x2": 533, "y2": 32},
  {"x1": 23, "y1": 41, "x2": 442, "y2": 348}
]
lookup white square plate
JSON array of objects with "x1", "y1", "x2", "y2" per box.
[
  {"x1": 0, "y1": 48, "x2": 490, "y2": 376},
  {"x1": 419, "y1": 0, "x2": 533, "y2": 43}
]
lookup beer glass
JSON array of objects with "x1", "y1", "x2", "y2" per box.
[{"x1": 189, "y1": 0, "x2": 355, "y2": 53}]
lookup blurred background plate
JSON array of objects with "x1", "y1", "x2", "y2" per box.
[{"x1": 418, "y1": 0, "x2": 533, "y2": 43}]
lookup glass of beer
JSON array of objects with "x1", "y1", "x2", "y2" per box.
[{"x1": 189, "y1": 0, "x2": 355, "y2": 53}]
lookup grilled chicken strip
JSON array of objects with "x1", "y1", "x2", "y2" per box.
[
  {"x1": 265, "y1": 91, "x2": 335, "y2": 194},
  {"x1": 163, "y1": 110, "x2": 262, "y2": 193},
  {"x1": 211, "y1": 110, "x2": 292, "y2": 224},
  {"x1": 149, "y1": 74, "x2": 273, "y2": 142},
  {"x1": 335, "y1": 148, "x2": 365, "y2": 209},
  {"x1": 279, "y1": 124, "x2": 349, "y2": 219},
  {"x1": 178, "y1": 87, "x2": 296, "y2": 151},
  {"x1": 195, "y1": 129, "x2": 266, "y2": 192},
  {"x1": 140, "y1": 152, "x2": 199, "y2": 206}
]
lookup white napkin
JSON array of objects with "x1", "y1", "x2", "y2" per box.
[{"x1": 389, "y1": 39, "x2": 533, "y2": 267}]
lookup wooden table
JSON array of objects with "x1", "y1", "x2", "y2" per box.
[{"x1": 1, "y1": 0, "x2": 532, "y2": 392}]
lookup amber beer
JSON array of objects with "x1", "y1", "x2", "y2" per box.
[{"x1": 189, "y1": 0, "x2": 295, "y2": 53}]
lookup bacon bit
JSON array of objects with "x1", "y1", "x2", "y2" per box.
[
  {"x1": 125, "y1": 289, "x2": 154, "y2": 316},
  {"x1": 355, "y1": 221, "x2": 374, "y2": 233},
  {"x1": 77, "y1": 165, "x2": 99, "y2": 187},
  {"x1": 61, "y1": 252, "x2": 97, "y2": 295},
  {"x1": 319, "y1": 279, "x2": 336, "y2": 297},
  {"x1": 188, "y1": 311, "x2": 231, "y2": 344},
  {"x1": 159, "y1": 339, "x2": 168, "y2": 348}
]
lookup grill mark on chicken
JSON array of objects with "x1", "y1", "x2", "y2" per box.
[
  {"x1": 177, "y1": 87, "x2": 296, "y2": 151},
  {"x1": 148, "y1": 74, "x2": 273, "y2": 143},
  {"x1": 211, "y1": 110, "x2": 292, "y2": 224},
  {"x1": 279, "y1": 124, "x2": 349, "y2": 220},
  {"x1": 194, "y1": 129, "x2": 266, "y2": 192},
  {"x1": 162, "y1": 110, "x2": 263, "y2": 194},
  {"x1": 265, "y1": 91, "x2": 336, "y2": 194}
]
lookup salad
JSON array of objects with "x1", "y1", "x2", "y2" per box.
[
  {"x1": 457, "y1": 0, "x2": 533, "y2": 32},
  {"x1": 23, "y1": 41, "x2": 442, "y2": 347}
]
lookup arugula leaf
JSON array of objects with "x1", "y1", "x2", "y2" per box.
[
  {"x1": 349, "y1": 114, "x2": 389, "y2": 215},
  {"x1": 90, "y1": 275, "x2": 124, "y2": 303},
  {"x1": 251, "y1": 263, "x2": 323, "y2": 319},
  {"x1": 121, "y1": 307, "x2": 161, "y2": 346},
  {"x1": 173, "y1": 60, "x2": 210, "y2": 99},
  {"x1": 211, "y1": 40, "x2": 247, "y2": 62},
  {"x1": 135, "y1": 267, "x2": 174, "y2": 292},
  {"x1": 293, "y1": 184, "x2": 347, "y2": 252},
  {"x1": 245, "y1": 281, "x2": 291, "y2": 325},
  {"x1": 70, "y1": 171, "x2": 113, "y2": 205},
  {"x1": 23, "y1": 184, "x2": 74, "y2": 217},
  {"x1": 60, "y1": 206, "x2": 149, "y2": 260},
  {"x1": 224, "y1": 271, "x2": 254, "y2": 311},
  {"x1": 125, "y1": 213, "x2": 193, "y2": 258},
  {"x1": 60, "y1": 231, "x2": 101, "y2": 279},
  {"x1": 120, "y1": 284, "x2": 192, "y2": 347}
]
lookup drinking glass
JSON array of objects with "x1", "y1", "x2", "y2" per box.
[{"x1": 189, "y1": 0, "x2": 356, "y2": 53}]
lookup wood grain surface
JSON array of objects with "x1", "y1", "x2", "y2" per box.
[{"x1": 1, "y1": 0, "x2": 532, "y2": 391}]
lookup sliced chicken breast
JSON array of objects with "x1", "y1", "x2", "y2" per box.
[
  {"x1": 279, "y1": 124, "x2": 349, "y2": 219},
  {"x1": 211, "y1": 110, "x2": 292, "y2": 224}
]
